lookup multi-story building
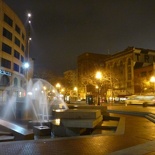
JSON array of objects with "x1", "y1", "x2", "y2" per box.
[
  {"x1": 134, "y1": 64, "x2": 153, "y2": 94},
  {"x1": 105, "y1": 47, "x2": 155, "y2": 98},
  {"x1": 0, "y1": 0, "x2": 33, "y2": 102},
  {"x1": 77, "y1": 47, "x2": 155, "y2": 102}
]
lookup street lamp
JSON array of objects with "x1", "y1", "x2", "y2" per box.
[
  {"x1": 27, "y1": 37, "x2": 32, "y2": 61},
  {"x1": 74, "y1": 87, "x2": 78, "y2": 101},
  {"x1": 23, "y1": 62, "x2": 30, "y2": 69},
  {"x1": 96, "y1": 71, "x2": 102, "y2": 79},
  {"x1": 23, "y1": 62, "x2": 30, "y2": 80},
  {"x1": 150, "y1": 76, "x2": 155, "y2": 93},
  {"x1": 56, "y1": 83, "x2": 61, "y2": 93},
  {"x1": 28, "y1": 13, "x2": 31, "y2": 18},
  {"x1": 26, "y1": 13, "x2": 32, "y2": 81},
  {"x1": 95, "y1": 71, "x2": 102, "y2": 105},
  {"x1": 27, "y1": 13, "x2": 32, "y2": 24},
  {"x1": 27, "y1": 13, "x2": 32, "y2": 60}
]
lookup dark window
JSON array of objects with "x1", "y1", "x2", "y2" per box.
[
  {"x1": 0, "y1": 75, "x2": 10, "y2": 86},
  {"x1": 2, "y1": 43, "x2": 12, "y2": 55},
  {"x1": 1, "y1": 58, "x2": 11, "y2": 69},
  {"x1": 14, "y1": 50, "x2": 20, "y2": 59},
  {"x1": 14, "y1": 78, "x2": 18, "y2": 86},
  {"x1": 15, "y1": 24, "x2": 20, "y2": 34},
  {"x1": 21, "y1": 56, "x2": 24, "y2": 62},
  {"x1": 14, "y1": 37, "x2": 20, "y2": 47},
  {"x1": 141, "y1": 72, "x2": 146, "y2": 77},
  {"x1": 128, "y1": 59, "x2": 131, "y2": 65},
  {"x1": 21, "y1": 44, "x2": 24, "y2": 52},
  {"x1": 14, "y1": 63, "x2": 19, "y2": 72},
  {"x1": 4, "y1": 14, "x2": 13, "y2": 27},
  {"x1": 3, "y1": 28, "x2": 12, "y2": 40},
  {"x1": 20, "y1": 67, "x2": 24, "y2": 74},
  {"x1": 127, "y1": 66, "x2": 131, "y2": 73},
  {"x1": 22, "y1": 33, "x2": 25, "y2": 40}
]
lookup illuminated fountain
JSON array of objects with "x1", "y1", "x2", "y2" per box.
[
  {"x1": 0, "y1": 78, "x2": 105, "y2": 139},
  {"x1": 1, "y1": 78, "x2": 68, "y2": 122},
  {"x1": 0, "y1": 78, "x2": 69, "y2": 139},
  {"x1": 25, "y1": 79, "x2": 68, "y2": 137},
  {"x1": 25, "y1": 79, "x2": 68, "y2": 123}
]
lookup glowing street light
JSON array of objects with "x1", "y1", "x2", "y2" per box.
[
  {"x1": 73, "y1": 87, "x2": 78, "y2": 100},
  {"x1": 150, "y1": 76, "x2": 155, "y2": 93},
  {"x1": 95, "y1": 71, "x2": 102, "y2": 105},
  {"x1": 74, "y1": 87, "x2": 78, "y2": 91},
  {"x1": 28, "y1": 13, "x2": 31, "y2": 23},
  {"x1": 96, "y1": 71, "x2": 102, "y2": 80},
  {"x1": 23, "y1": 62, "x2": 30, "y2": 80},
  {"x1": 56, "y1": 83, "x2": 61, "y2": 88},
  {"x1": 56, "y1": 83, "x2": 61, "y2": 93},
  {"x1": 28, "y1": 13, "x2": 31, "y2": 18},
  {"x1": 23, "y1": 62, "x2": 30, "y2": 69},
  {"x1": 43, "y1": 86, "x2": 47, "y2": 91},
  {"x1": 150, "y1": 76, "x2": 155, "y2": 82}
]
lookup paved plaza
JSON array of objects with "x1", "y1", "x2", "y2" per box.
[{"x1": 0, "y1": 105, "x2": 155, "y2": 155}]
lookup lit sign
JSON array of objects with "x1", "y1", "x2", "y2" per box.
[
  {"x1": 134, "y1": 53, "x2": 155, "y2": 63},
  {"x1": 0, "y1": 69, "x2": 11, "y2": 76}
]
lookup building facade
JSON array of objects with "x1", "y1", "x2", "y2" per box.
[
  {"x1": 77, "y1": 47, "x2": 155, "y2": 102},
  {"x1": 105, "y1": 47, "x2": 155, "y2": 98},
  {"x1": 0, "y1": 0, "x2": 32, "y2": 102}
]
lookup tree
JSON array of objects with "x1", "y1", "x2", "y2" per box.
[{"x1": 79, "y1": 69, "x2": 118, "y2": 102}]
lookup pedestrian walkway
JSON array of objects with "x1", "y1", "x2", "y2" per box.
[
  {"x1": 108, "y1": 140, "x2": 155, "y2": 155},
  {"x1": 0, "y1": 105, "x2": 155, "y2": 155}
]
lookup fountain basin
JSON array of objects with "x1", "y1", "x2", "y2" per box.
[
  {"x1": 0, "y1": 119, "x2": 34, "y2": 140},
  {"x1": 61, "y1": 115, "x2": 103, "y2": 128},
  {"x1": 52, "y1": 109, "x2": 101, "y2": 119}
]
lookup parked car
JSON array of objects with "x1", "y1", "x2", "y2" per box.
[{"x1": 125, "y1": 95, "x2": 155, "y2": 107}]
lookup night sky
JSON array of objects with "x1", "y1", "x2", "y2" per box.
[{"x1": 4, "y1": 0, "x2": 155, "y2": 75}]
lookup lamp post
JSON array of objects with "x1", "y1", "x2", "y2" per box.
[
  {"x1": 150, "y1": 76, "x2": 155, "y2": 93},
  {"x1": 27, "y1": 13, "x2": 31, "y2": 60},
  {"x1": 73, "y1": 87, "x2": 78, "y2": 101},
  {"x1": 27, "y1": 37, "x2": 32, "y2": 61},
  {"x1": 26, "y1": 13, "x2": 32, "y2": 81},
  {"x1": 95, "y1": 71, "x2": 102, "y2": 105}
]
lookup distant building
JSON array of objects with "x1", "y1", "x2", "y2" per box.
[
  {"x1": 0, "y1": 0, "x2": 33, "y2": 102},
  {"x1": 77, "y1": 47, "x2": 155, "y2": 102},
  {"x1": 105, "y1": 47, "x2": 155, "y2": 97},
  {"x1": 134, "y1": 64, "x2": 153, "y2": 94}
]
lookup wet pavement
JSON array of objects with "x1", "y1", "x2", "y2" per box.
[{"x1": 0, "y1": 105, "x2": 155, "y2": 155}]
